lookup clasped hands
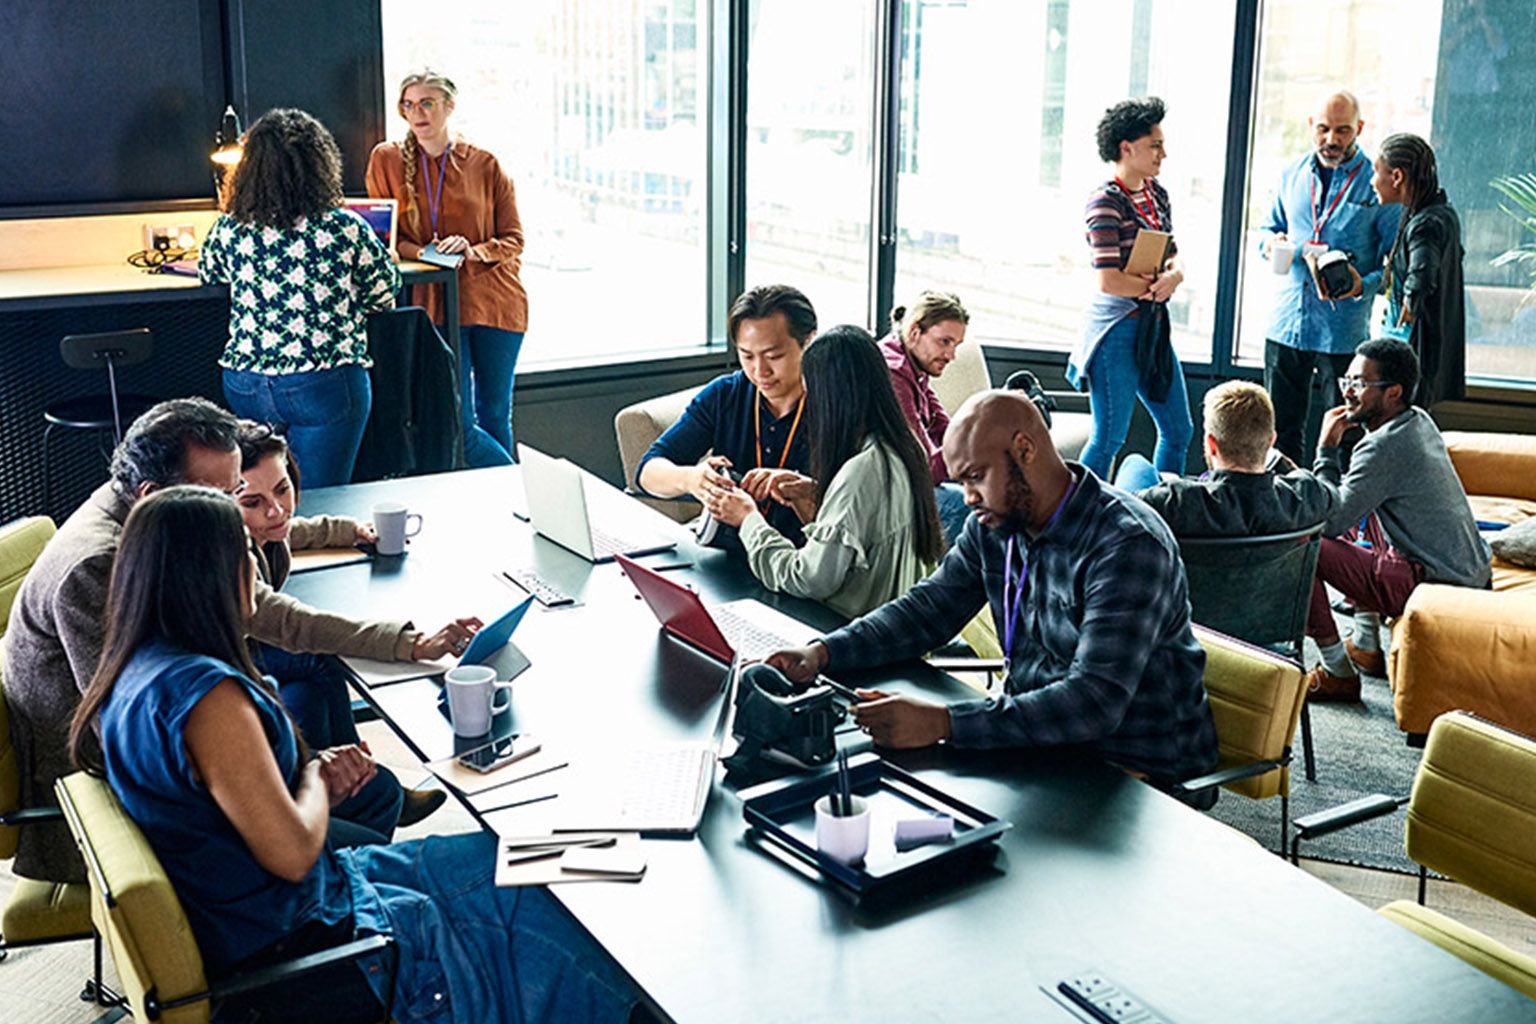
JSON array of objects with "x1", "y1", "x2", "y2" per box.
[
  {"x1": 763, "y1": 643, "x2": 953, "y2": 750},
  {"x1": 695, "y1": 457, "x2": 818, "y2": 527},
  {"x1": 315, "y1": 743, "x2": 378, "y2": 807}
]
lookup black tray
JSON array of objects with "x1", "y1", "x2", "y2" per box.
[{"x1": 739, "y1": 752, "x2": 1010, "y2": 893}]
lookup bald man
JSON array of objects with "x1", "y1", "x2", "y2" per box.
[
  {"x1": 765, "y1": 390, "x2": 1218, "y2": 792},
  {"x1": 1260, "y1": 90, "x2": 1400, "y2": 463}
]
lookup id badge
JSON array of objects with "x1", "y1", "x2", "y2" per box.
[{"x1": 1301, "y1": 241, "x2": 1328, "y2": 258}]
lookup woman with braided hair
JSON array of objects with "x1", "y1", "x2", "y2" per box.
[
  {"x1": 366, "y1": 69, "x2": 529, "y2": 466},
  {"x1": 1372, "y1": 132, "x2": 1466, "y2": 406}
]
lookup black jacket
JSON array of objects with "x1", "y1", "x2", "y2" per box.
[
  {"x1": 353, "y1": 306, "x2": 462, "y2": 482},
  {"x1": 1136, "y1": 468, "x2": 1336, "y2": 539},
  {"x1": 1390, "y1": 191, "x2": 1465, "y2": 407}
]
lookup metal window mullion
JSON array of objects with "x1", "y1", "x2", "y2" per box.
[
  {"x1": 708, "y1": 0, "x2": 748, "y2": 349},
  {"x1": 1210, "y1": 0, "x2": 1262, "y2": 375},
  {"x1": 869, "y1": 0, "x2": 903, "y2": 335}
]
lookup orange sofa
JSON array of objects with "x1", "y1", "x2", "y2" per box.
[{"x1": 1390, "y1": 431, "x2": 1536, "y2": 737}]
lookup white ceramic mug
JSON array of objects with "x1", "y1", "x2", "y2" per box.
[
  {"x1": 444, "y1": 665, "x2": 513, "y2": 737},
  {"x1": 373, "y1": 501, "x2": 423, "y2": 556},
  {"x1": 1269, "y1": 238, "x2": 1296, "y2": 274},
  {"x1": 813, "y1": 793, "x2": 870, "y2": 866}
]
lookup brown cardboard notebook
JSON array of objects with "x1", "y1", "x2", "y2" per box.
[
  {"x1": 288, "y1": 546, "x2": 370, "y2": 573},
  {"x1": 1124, "y1": 230, "x2": 1171, "y2": 276}
]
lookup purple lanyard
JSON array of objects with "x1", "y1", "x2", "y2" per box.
[
  {"x1": 1001, "y1": 477, "x2": 1078, "y2": 665},
  {"x1": 419, "y1": 143, "x2": 451, "y2": 240}
]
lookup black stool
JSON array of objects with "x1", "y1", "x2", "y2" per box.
[{"x1": 42, "y1": 329, "x2": 157, "y2": 514}]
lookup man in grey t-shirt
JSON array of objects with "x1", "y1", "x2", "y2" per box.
[{"x1": 1305, "y1": 340, "x2": 1490, "y2": 702}]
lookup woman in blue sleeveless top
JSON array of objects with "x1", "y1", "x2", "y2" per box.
[{"x1": 68, "y1": 486, "x2": 633, "y2": 1023}]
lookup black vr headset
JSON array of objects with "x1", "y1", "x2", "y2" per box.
[{"x1": 722, "y1": 663, "x2": 844, "y2": 776}]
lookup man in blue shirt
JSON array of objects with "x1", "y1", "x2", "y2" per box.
[
  {"x1": 1261, "y1": 91, "x2": 1399, "y2": 463},
  {"x1": 765, "y1": 391, "x2": 1218, "y2": 790},
  {"x1": 636, "y1": 284, "x2": 816, "y2": 547}
]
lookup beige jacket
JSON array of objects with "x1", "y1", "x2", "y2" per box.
[{"x1": 3, "y1": 484, "x2": 414, "y2": 882}]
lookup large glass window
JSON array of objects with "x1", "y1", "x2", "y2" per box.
[
  {"x1": 891, "y1": 0, "x2": 1237, "y2": 364},
  {"x1": 744, "y1": 0, "x2": 878, "y2": 328},
  {"x1": 1235, "y1": 0, "x2": 1536, "y2": 384},
  {"x1": 380, "y1": 0, "x2": 707, "y2": 366}
]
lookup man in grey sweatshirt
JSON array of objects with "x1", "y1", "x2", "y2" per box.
[{"x1": 1305, "y1": 339, "x2": 1490, "y2": 701}]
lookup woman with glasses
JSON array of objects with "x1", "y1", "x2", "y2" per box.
[
  {"x1": 69, "y1": 486, "x2": 635, "y2": 1022},
  {"x1": 1371, "y1": 133, "x2": 1466, "y2": 407},
  {"x1": 1070, "y1": 96, "x2": 1193, "y2": 482},
  {"x1": 367, "y1": 69, "x2": 529, "y2": 467},
  {"x1": 200, "y1": 109, "x2": 400, "y2": 488}
]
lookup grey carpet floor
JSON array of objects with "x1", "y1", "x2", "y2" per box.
[{"x1": 1206, "y1": 627, "x2": 1426, "y2": 873}]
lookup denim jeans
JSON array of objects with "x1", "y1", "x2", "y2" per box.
[
  {"x1": 1111, "y1": 453, "x2": 1162, "y2": 493},
  {"x1": 1077, "y1": 314, "x2": 1193, "y2": 480},
  {"x1": 935, "y1": 483, "x2": 970, "y2": 546},
  {"x1": 223, "y1": 364, "x2": 372, "y2": 488},
  {"x1": 253, "y1": 644, "x2": 402, "y2": 845},
  {"x1": 460, "y1": 326, "x2": 524, "y2": 468},
  {"x1": 343, "y1": 833, "x2": 636, "y2": 1023}
]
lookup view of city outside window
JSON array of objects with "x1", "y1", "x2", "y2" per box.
[
  {"x1": 744, "y1": 0, "x2": 878, "y2": 329},
  {"x1": 380, "y1": 0, "x2": 707, "y2": 366},
  {"x1": 1236, "y1": 0, "x2": 1536, "y2": 384},
  {"x1": 890, "y1": 0, "x2": 1236, "y2": 363}
]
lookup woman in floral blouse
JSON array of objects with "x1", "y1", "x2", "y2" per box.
[{"x1": 201, "y1": 108, "x2": 400, "y2": 487}]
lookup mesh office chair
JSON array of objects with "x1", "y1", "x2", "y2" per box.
[
  {"x1": 42, "y1": 329, "x2": 156, "y2": 515},
  {"x1": 1176, "y1": 523, "x2": 1325, "y2": 782}
]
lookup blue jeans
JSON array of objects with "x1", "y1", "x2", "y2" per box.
[
  {"x1": 253, "y1": 645, "x2": 403, "y2": 846},
  {"x1": 1077, "y1": 315, "x2": 1193, "y2": 480},
  {"x1": 343, "y1": 833, "x2": 635, "y2": 1022},
  {"x1": 935, "y1": 483, "x2": 970, "y2": 546},
  {"x1": 223, "y1": 364, "x2": 372, "y2": 488},
  {"x1": 460, "y1": 326, "x2": 524, "y2": 468},
  {"x1": 1111, "y1": 453, "x2": 1162, "y2": 493}
]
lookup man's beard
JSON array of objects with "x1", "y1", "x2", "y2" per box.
[
  {"x1": 996, "y1": 459, "x2": 1036, "y2": 534},
  {"x1": 1317, "y1": 142, "x2": 1357, "y2": 168}
]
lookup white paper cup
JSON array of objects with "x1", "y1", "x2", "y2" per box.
[
  {"x1": 814, "y1": 794, "x2": 870, "y2": 866},
  {"x1": 1269, "y1": 239, "x2": 1296, "y2": 274},
  {"x1": 373, "y1": 501, "x2": 423, "y2": 556},
  {"x1": 444, "y1": 665, "x2": 512, "y2": 737}
]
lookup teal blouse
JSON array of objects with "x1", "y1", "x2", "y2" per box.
[{"x1": 200, "y1": 208, "x2": 401, "y2": 374}]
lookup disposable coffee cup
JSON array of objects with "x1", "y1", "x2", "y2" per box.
[
  {"x1": 813, "y1": 794, "x2": 870, "y2": 866},
  {"x1": 373, "y1": 502, "x2": 422, "y2": 556},
  {"x1": 444, "y1": 665, "x2": 514, "y2": 737},
  {"x1": 1269, "y1": 238, "x2": 1296, "y2": 274}
]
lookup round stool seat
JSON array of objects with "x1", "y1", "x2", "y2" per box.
[{"x1": 43, "y1": 394, "x2": 158, "y2": 431}]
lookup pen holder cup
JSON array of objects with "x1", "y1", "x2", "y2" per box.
[{"x1": 813, "y1": 794, "x2": 870, "y2": 866}]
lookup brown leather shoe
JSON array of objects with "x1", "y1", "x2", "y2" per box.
[
  {"x1": 397, "y1": 786, "x2": 447, "y2": 828},
  {"x1": 1345, "y1": 638, "x2": 1386, "y2": 677},
  {"x1": 1306, "y1": 665, "x2": 1362, "y2": 703}
]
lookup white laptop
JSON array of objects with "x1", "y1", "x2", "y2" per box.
[
  {"x1": 553, "y1": 656, "x2": 742, "y2": 835},
  {"x1": 518, "y1": 445, "x2": 676, "y2": 563}
]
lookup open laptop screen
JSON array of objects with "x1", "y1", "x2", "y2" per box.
[{"x1": 341, "y1": 197, "x2": 398, "y2": 254}]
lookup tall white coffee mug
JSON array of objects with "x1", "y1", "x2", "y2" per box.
[
  {"x1": 373, "y1": 501, "x2": 422, "y2": 556},
  {"x1": 444, "y1": 665, "x2": 514, "y2": 737}
]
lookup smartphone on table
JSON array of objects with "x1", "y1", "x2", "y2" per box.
[{"x1": 457, "y1": 733, "x2": 542, "y2": 773}]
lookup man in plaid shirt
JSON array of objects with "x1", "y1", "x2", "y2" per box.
[{"x1": 766, "y1": 390, "x2": 1218, "y2": 788}]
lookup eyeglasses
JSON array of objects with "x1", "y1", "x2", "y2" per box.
[
  {"x1": 399, "y1": 98, "x2": 440, "y2": 114},
  {"x1": 1337, "y1": 377, "x2": 1390, "y2": 395}
]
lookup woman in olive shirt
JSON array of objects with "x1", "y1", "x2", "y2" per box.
[{"x1": 366, "y1": 69, "x2": 529, "y2": 467}]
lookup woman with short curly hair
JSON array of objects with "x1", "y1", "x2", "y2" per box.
[
  {"x1": 1070, "y1": 96, "x2": 1193, "y2": 482},
  {"x1": 200, "y1": 108, "x2": 400, "y2": 487}
]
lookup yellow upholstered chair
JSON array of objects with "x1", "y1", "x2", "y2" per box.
[
  {"x1": 1377, "y1": 712, "x2": 1536, "y2": 999},
  {"x1": 613, "y1": 384, "x2": 708, "y2": 523},
  {"x1": 1169, "y1": 625, "x2": 1309, "y2": 850},
  {"x1": 56, "y1": 771, "x2": 396, "y2": 1023},
  {"x1": 0, "y1": 515, "x2": 98, "y2": 961}
]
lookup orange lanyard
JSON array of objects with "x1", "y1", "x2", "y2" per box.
[{"x1": 754, "y1": 389, "x2": 805, "y2": 470}]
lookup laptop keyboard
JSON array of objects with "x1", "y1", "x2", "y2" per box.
[
  {"x1": 590, "y1": 524, "x2": 664, "y2": 560},
  {"x1": 565, "y1": 745, "x2": 714, "y2": 832},
  {"x1": 711, "y1": 603, "x2": 797, "y2": 659}
]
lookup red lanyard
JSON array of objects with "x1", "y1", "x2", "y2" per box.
[
  {"x1": 1114, "y1": 178, "x2": 1162, "y2": 231},
  {"x1": 754, "y1": 389, "x2": 804, "y2": 471},
  {"x1": 1309, "y1": 162, "x2": 1361, "y2": 242}
]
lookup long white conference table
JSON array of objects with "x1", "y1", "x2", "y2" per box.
[{"x1": 285, "y1": 465, "x2": 1536, "y2": 1024}]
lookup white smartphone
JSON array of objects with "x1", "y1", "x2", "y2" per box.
[
  {"x1": 457, "y1": 733, "x2": 541, "y2": 774},
  {"x1": 559, "y1": 845, "x2": 648, "y2": 876}
]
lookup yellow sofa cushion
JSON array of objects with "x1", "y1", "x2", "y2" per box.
[
  {"x1": 1379, "y1": 900, "x2": 1536, "y2": 1001},
  {"x1": 59, "y1": 772, "x2": 209, "y2": 1024},
  {"x1": 1407, "y1": 714, "x2": 1536, "y2": 919},
  {"x1": 1194, "y1": 626, "x2": 1306, "y2": 800},
  {"x1": 0, "y1": 876, "x2": 92, "y2": 943},
  {"x1": 1444, "y1": 431, "x2": 1536, "y2": 504}
]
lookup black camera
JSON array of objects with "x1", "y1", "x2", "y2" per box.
[{"x1": 1313, "y1": 250, "x2": 1356, "y2": 299}]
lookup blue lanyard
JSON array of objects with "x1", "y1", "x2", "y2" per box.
[
  {"x1": 419, "y1": 143, "x2": 451, "y2": 240},
  {"x1": 1001, "y1": 477, "x2": 1078, "y2": 665}
]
